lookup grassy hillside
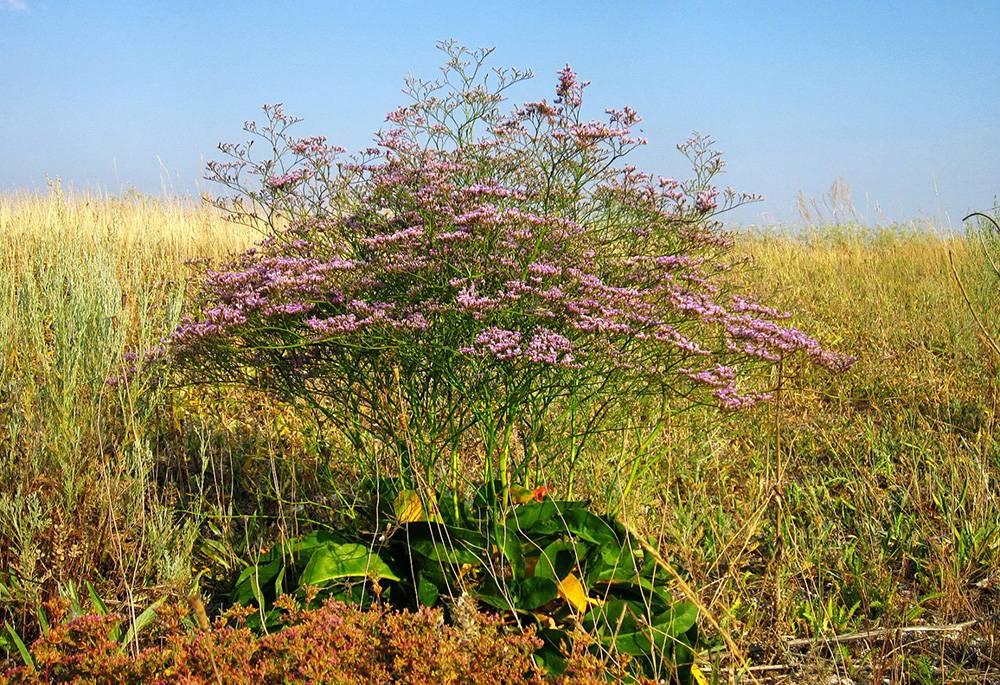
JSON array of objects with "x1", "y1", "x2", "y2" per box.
[{"x1": 1, "y1": 193, "x2": 997, "y2": 682}]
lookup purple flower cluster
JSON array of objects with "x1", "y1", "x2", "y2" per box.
[
  {"x1": 290, "y1": 136, "x2": 344, "y2": 157},
  {"x1": 266, "y1": 168, "x2": 311, "y2": 190},
  {"x1": 555, "y1": 65, "x2": 588, "y2": 107},
  {"x1": 462, "y1": 327, "x2": 522, "y2": 361},
  {"x1": 679, "y1": 365, "x2": 772, "y2": 410},
  {"x1": 461, "y1": 327, "x2": 576, "y2": 368},
  {"x1": 695, "y1": 189, "x2": 719, "y2": 213},
  {"x1": 524, "y1": 329, "x2": 576, "y2": 366}
]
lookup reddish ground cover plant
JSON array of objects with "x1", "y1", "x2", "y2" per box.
[
  {"x1": 153, "y1": 42, "x2": 852, "y2": 497},
  {"x1": 2, "y1": 599, "x2": 603, "y2": 684}
]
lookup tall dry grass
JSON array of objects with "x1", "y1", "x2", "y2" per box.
[{"x1": 0, "y1": 191, "x2": 251, "y2": 627}]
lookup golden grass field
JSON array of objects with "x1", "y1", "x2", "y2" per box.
[{"x1": 1, "y1": 192, "x2": 998, "y2": 683}]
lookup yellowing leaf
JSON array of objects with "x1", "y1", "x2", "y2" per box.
[
  {"x1": 690, "y1": 663, "x2": 709, "y2": 685},
  {"x1": 393, "y1": 489, "x2": 426, "y2": 523},
  {"x1": 509, "y1": 485, "x2": 535, "y2": 504},
  {"x1": 531, "y1": 612, "x2": 557, "y2": 629},
  {"x1": 557, "y1": 573, "x2": 589, "y2": 613}
]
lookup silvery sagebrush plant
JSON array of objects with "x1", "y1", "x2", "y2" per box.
[{"x1": 153, "y1": 41, "x2": 854, "y2": 502}]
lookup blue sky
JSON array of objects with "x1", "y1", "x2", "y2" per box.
[{"x1": 2, "y1": 1, "x2": 998, "y2": 225}]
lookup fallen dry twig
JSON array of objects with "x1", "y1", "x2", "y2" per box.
[{"x1": 786, "y1": 619, "x2": 979, "y2": 650}]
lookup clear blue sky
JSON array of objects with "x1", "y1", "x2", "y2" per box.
[{"x1": 2, "y1": 1, "x2": 998, "y2": 225}]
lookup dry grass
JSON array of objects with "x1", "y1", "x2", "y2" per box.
[{"x1": 0, "y1": 192, "x2": 252, "y2": 629}]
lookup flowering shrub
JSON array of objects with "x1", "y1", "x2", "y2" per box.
[{"x1": 162, "y1": 41, "x2": 852, "y2": 497}]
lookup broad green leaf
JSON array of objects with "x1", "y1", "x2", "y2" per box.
[
  {"x1": 233, "y1": 530, "x2": 343, "y2": 604},
  {"x1": 492, "y1": 521, "x2": 524, "y2": 579},
  {"x1": 585, "y1": 598, "x2": 643, "y2": 635},
  {"x1": 298, "y1": 542, "x2": 400, "y2": 588},
  {"x1": 516, "y1": 577, "x2": 558, "y2": 610},
  {"x1": 506, "y1": 500, "x2": 580, "y2": 534},
  {"x1": 591, "y1": 577, "x2": 674, "y2": 615},
  {"x1": 409, "y1": 538, "x2": 482, "y2": 566},
  {"x1": 562, "y1": 509, "x2": 620, "y2": 546},
  {"x1": 472, "y1": 576, "x2": 517, "y2": 611},
  {"x1": 587, "y1": 541, "x2": 642, "y2": 584},
  {"x1": 233, "y1": 557, "x2": 281, "y2": 605},
  {"x1": 534, "y1": 628, "x2": 571, "y2": 675},
  {"x1": 287, "y1": 530, "x2": 346, "y2": 553},
  {"x1": 651, "y1": 601, "x2": 698, "y2": 637},
  {"x1": 604, "y1": 626, "x2": 664, "y2": 656},
  {"x1": 534, "y1": 541, "x2": 577, "y2": 581},
  {"x1": 601, "y1": 602, "x2": 699, "y2": 656},
  {"x1": 232, "y1": 532, "x2": 340, "y2": 605},
  {"x1": 417, "y1": 573, "x2": 439, "y2": 607},
  {"x1": 396, "y1": 520, "x2": 488, "y2": 548},
  {"x1": 532, "y1": 643, "x2": 568, "y2": 676},
  {"x1": 473, "y1": 589, "x2": 515, "y2": 611}
]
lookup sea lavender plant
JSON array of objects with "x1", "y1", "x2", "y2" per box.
[{"x1": 159, "y1": 42, "x2": 853, "y2": 499}]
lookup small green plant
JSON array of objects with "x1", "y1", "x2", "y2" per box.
[
  {"x1": 232, "y1": 530, "x2": 399, "y2": 621},
  {"x1": 233, "y1": 485, "x2": 698, "y2": 681}
]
